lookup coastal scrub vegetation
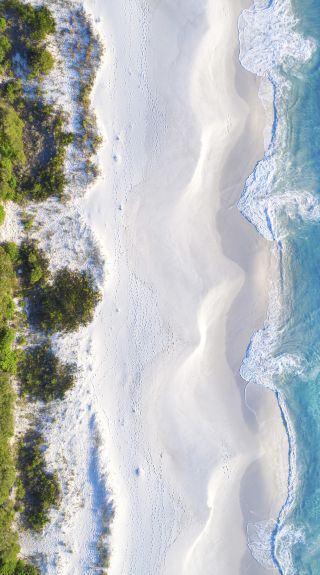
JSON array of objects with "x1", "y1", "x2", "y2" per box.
[
  {"x1": 17, "y1": 431, "x2": 60, "y2": 531},
  {"x1": 18, "y1": 343, "x2": 76, "y2": 402},
  {"x1": 0, "y1": 0, "x2": 74, "y2": 203},
  {"x1": 0, "y1": 246, "x2": 41, "y2": 574},
  {"x1": 19, "y1": 240, "x2": 49, "y2": 289},
  {"x1": 34, "y1": 268, "x2": 101, "y2": 333},
  {"x1": 0, "y1": 0, "x2": 55, "y2": 78},
  {"x1": 0, "y1": 0, "x2": 103, "y2": 570}
]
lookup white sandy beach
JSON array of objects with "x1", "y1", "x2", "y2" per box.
[{"x1": 77, "y1": 0, "x2": 290, "y2": 573}]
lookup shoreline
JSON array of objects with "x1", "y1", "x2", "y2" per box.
[
  {"x1": 218, "y1": 3, "x2": 289, "y2": 573},
  {"x1": 81, "y1": 0, "x2": 289, "y2": 573}
]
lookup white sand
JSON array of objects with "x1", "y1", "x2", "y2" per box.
[{"x1": 71, "y1": 0, "x2": 287, "y2": 572}]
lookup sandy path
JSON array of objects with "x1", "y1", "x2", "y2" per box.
[{"x1": 82, "y1": 0, "x2": 288, "y2": 573}]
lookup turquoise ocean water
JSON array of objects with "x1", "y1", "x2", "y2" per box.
[{"x1": 238, "y1": 0, "x2": 320, "y2": 573}]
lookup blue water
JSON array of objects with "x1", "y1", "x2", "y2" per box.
[{"x1": 239, "y1": 0, "x2": 320, "y2": 573}]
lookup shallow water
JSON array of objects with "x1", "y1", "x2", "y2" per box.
[{"x1": 239, "y1": 0, "x2": 320, "y2": 573}]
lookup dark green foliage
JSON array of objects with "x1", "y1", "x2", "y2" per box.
[
  {"x1": 13, "y1": 561, "x2": 39, "y2": 575},
  {"x1": 0, "y1": 327, "x2": 17, "y2": 374},
  {"x1": 0, "y1": 205, "x2": 5, "y2": 225},
  {"x1": 2, "y1": 242, "x2": 19, "y2": 266},
  {"x1": 0, "y1": 375, "x2": 14, "y2": 438},
  {"x1": 0, "y1": 241, "x2": 40, "y2": 574},
  {"x1": 0, "y1": 103, "x2": 25, "y2": 164},
  {"x1": 0, "y1": 2, "x2": 100, "y2": 570},
  {"x1": 3, "y1": 2, "x2": 55, "y2": 41},
  {"x1": 0, "y1": 502, "x2": 19, "y2": 570},
  {"x1": 2, "y1": 81, "x2": 22, "y2": 104},
  {"x1": 35, "y1": 268, "x2": 101, "y2": 333},
  {"x1": 0, "y1": 379, "x2": 17, "y2": 570},
  {"x1": 0, "y1": 246, "x2": 16, "y2": 325},
  {"x1": 0, "y1": 441, "x2": 15, "y2": 505},
  {"x1": 27, "y1": 117, "x2": 73, "y2": 201},
  {"x1": 17, "y1": 431, "x2": 60, "y2": 531},
  {"x1": 19, "y1": 240, "x2": 49, "y2": 288},
  {"x1": 2, "y1": 1, "x2": 55, "y2": 79},
  {"x1": 18, "y1": 343, "x2": 76, "y2": 401},
  {"x1": 0, "y1": 18, "x2": 6, "y2": 33},
  {"x1": 29, "y1": 48, "x2": 54, "y2": 78},
  {"x1": 0, "y1": 4, "x2": 72, "y2": 203},
  {"x1": 0, "y1": 101, "x2": 25, "y2": 200},
  {"x1": 29, "y1": 6, "x2": 55, "y2": 42},
  {"x1": 0, "y1": 35, "x2": 11, "y2": 64}
]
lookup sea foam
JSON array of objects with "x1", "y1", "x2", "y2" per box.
[
  {"x1": 238, "y1": 0, "x2": 315, "y2": 573},
  {"x1": 238, "y1": 0, "x2": 316, "y2": 242}
]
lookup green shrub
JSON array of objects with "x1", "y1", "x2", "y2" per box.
[
  {"x1": 0, "y1": 246, "x2": 16, "y2": 325},
  {"x1": 2, "y1": 242, "x2": 19, "y2": 266},
  {"x1": 35, "y1": 268, "x2": 101, "y2": 332},
  {"x1": 0, "y1": 18, "x2": 7, "y2": 33},
  {"x1": 23, "y1": 216, "x2": 33, "y2": 231},
  {"x1": 0, "y1": 375, "x2": 14, "y2": 438},
  {"x1": 20, "y1": 240, "x2": 49, "y2": 288},
  {"x1": 0, "y1": 103, "x2": 25, "y2": 163},
  {"x1": 0, "y1": 102, "x2": 25, "y2": 200},
  {"x1": 0, "y1": 327, "x2": 17, "y2": 374},
  {"x1": 0, "y1": 205, "x2": 5, "y2": 225},
  {"x1": 3, "y1": 81, "x2": 22, "y2": 104},
  {"x1": 5, "y1": 2, "x2": 55, "y2": 41},
  {"x1": 17, "y1": 431, "x2": 60, "y2": 531},
  {"x1": 29, "y1": 48, "x2": 54, "y2": 77},
  {"x1": 0, "y1": 442, "x2": 15, "y2": 506},
  {"x1": 0, "y1": 502, "x2": 19, "y2": 569},
  {"x1": 18, "y1": 343, "x2": 76, "y2": 401},
  {"x1": 29, "y1": 6, "x2": 55, "y2": 41},
  {"x1": 0, "y1": 36, "x2": 11, "y2": 64},
  {"x1": 0, "y1": 158, "x2": 16, "y2": 201},
  {"x1": 14, "y1": 561, "x2": 39, "y2": 575}
]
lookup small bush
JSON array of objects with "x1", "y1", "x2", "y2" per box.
[
  {"x1": 0, "y1": 246, "x2": 16, "y2": 324},
  {"x1": 0, "y1": 18, "x2": 7, "y2": 33},
  {"x1": 35, "y1": 268, "x2": 101, "y2": 333},
  {"x1": 17, "y1": 431, "x2": 60, "y2": 531},
  {"x1": 29, "y1": 6, "x2": 55, "y2": 41},
  {"x1": 0, "y1": 374, "x2": 14, "y2": 441},
  {"x1": 29, "y1": 48, "x2": 54, "y2": 77},
  {"x1": 0, "y1": 35, "x2": 11, "y2": 64},
  {"x1": 3, "y1": 81, "x2": 22, "y2": 104},
  {"x1": 14, "y1": 561, "x2": 39, "y2": 575},
  {"x1": 2, "y1": 242, "x2": 19, "y2": 266},
  {"x1": 18, "y1": 343, "x2": 76, "y2": 401},
  {"x1": 0, "y1": 102, "x2": 25, "y2": 200},
  {"x1": 7, "y1": 2, "x2": 55, "y2": 41},
  {"x1": 20, "y1": 240, "x2": 49, "y2": 288},
  {"x1": 0, "y1": 327, "x2": 17, "y2": 374}
]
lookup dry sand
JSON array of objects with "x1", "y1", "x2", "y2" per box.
[{"x1": 76, "y1": 0, "x2": 290, "y2": 573}]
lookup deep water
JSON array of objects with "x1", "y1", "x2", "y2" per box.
[{"x1": 239, "y1": 0, "x2": 320, "y2": 573}]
